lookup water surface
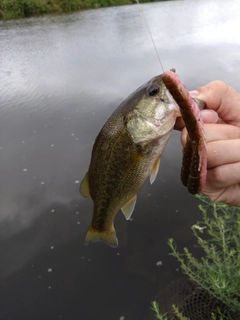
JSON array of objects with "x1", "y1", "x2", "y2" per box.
[{"x1": 1, "y1": 0, "x2": 240, "y2": 319}]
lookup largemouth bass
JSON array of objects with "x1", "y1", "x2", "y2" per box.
[
  {"x1": 80, "y1": 70, "x2": 207, "y2": 247},
  {"x1": 80, "y1": 73, "x2": 181, "y2": 247}
]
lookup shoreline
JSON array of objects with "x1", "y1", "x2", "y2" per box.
[{"x1": 0, "y1": 0, "x2": 164, "y2": 20}]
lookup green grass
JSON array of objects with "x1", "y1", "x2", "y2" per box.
[
  {"x1": 0, "y1": 0, "x2": 166, "y2": 19},
  {"x1": 152, "y1": 195, "x2": 240, "y2": 320}
]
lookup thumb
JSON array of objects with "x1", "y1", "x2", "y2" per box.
[{"x1": 193, "y1": 81, "x2": 240, "y2": 126}]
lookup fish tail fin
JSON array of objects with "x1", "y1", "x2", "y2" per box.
[{"x1": 84, "y1": 226, "x2": 118, "y2": 248}]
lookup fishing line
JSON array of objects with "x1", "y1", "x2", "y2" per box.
[{"x1": 135, "y1": 0, "x2": 165, "y2": 72}]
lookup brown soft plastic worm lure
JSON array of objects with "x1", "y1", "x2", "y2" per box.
[{"x1": 162, "y1": 70, "x2": 207, "y2": 194}]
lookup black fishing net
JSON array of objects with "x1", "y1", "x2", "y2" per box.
[{"x1": 150, "y1": 277, "x2": 238, "y2": 320}]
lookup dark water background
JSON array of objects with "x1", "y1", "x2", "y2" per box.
[{"x1": 1, "y1": 0, "x2": 240, "y2": 319}]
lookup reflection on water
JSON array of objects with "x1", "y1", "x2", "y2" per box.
[{"x1": 1, "y1": 0, "x2": 240, "y2": 319}]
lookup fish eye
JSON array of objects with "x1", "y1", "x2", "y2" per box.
[{"x1": 147, "y1": 85, "x2": 160, "y2": 97}]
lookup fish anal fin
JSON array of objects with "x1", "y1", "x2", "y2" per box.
[
  {"x1": 80, "y1": 172, "x2": 91, "y2": 198},
  {"x1": 84, "y1": 226, "x2": 118, "y2": 248},
  {"x1": 150, "y1": 158, "x2": 161, "y2": 184},
  {"x1": 121, "y1": 195, "x2": 137, "y2": 220}
]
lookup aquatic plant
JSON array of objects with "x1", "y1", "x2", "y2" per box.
[
  {"x1": 152, "y1": 194, "x2": 240, "y2": 319},
  {"x1": 151, "y1": 301, "x2": 188, "y2": 320}
]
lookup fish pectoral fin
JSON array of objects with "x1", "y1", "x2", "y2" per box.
[
  {"x1": 121, "y1": 195, "x2": 137, "y2": 220},
  {"x1": 79, "y1": 172, "x2": 91, "y2": 198},
  {"x1": 84, "y1": 226, "x2": 118, "y2": 248},
  {"x1": 150, "y1": 158, "x2": 161, "y2": 184}
]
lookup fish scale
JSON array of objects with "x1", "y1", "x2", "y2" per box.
[
  {"x1": 80, "y1": 71, "x2": 207, "y2": 247},
  {"x1": 80, "y1": 74, "x2": 180, "y2": 247}
]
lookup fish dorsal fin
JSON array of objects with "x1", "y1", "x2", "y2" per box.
[
  {"x1": 150, "y1": 158, "x2": 161, "y2": 184},
  {"x1": 79, "y1": 172, "x2": 91, "y2": 198},
  {"x1": 121, "y1": 195, "x2": 137, "y2": 220}
]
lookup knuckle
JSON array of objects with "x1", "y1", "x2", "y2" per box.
[{"x1": 209, "y1": 80, "x2": 228, "y2": 92}]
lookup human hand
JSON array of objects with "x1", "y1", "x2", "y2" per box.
[{"x1": 176, "y1": 81, "x2": 240, "y2": 207}]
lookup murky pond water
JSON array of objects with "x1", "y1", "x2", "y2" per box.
[{"x1": 1, "y1": 0, "x2": 240, "y2": 319}]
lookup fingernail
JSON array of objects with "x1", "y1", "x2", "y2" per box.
[{"x1": 189, "y1": 90, "x2": 199, "y2": 97}]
